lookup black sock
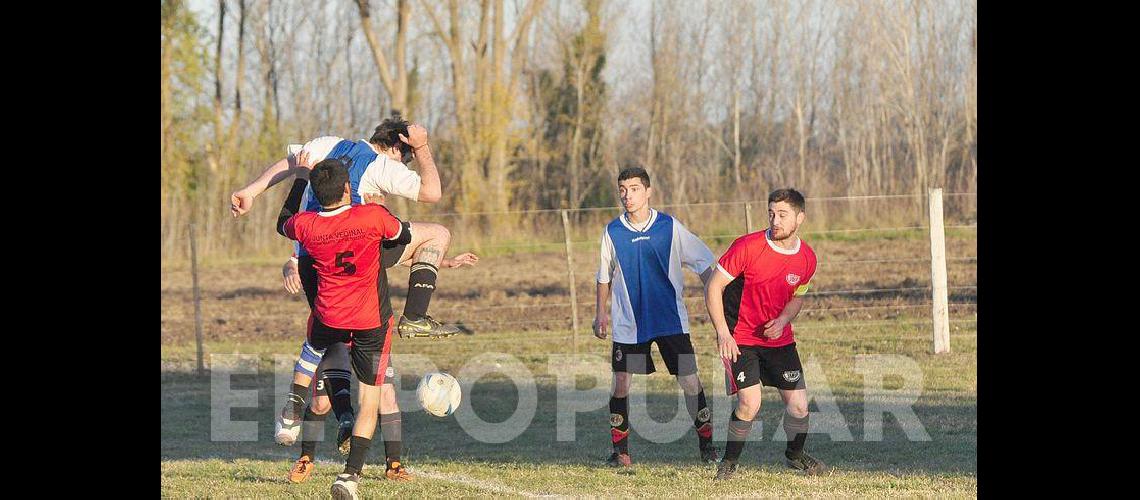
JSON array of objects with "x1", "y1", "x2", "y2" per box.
[
  {"x1": 325, "y1": 370, "x2": 355, "y2": 424},
  {"x1": 344, "y1": 436, "x2": 372, "y2": 475},
  {"x1": 723, "y1": 409, "x2": 753, "y2": 462},
  {"x1": 404, "y1": 263, "x2": 438, "y2": 319},
  {"x1": 299, "y1": 407, "x2": 328, "y2": 459},
  {"x1": 287, "y1": 383, "x2": 308, "y2": 419},
  {"x1": 609, "y1": 396, "x2": 630, "y2": 454},
  {"x1": 380, "y1": 411, "x2": 403, "y2": 466},
  {"x1": 685, "y1": 390, "x2": 713, "y2": 450},
  {"x1": 783, "y1": 411, "x2": 810, "y2": 455}
]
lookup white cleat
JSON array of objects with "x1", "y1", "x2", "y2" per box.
[
  {"x1": 274, "y1": 411, "x2": 301, "y2": 446},
  {"x1": 331, "y1": 473, "x2": 360, "y2": 500}
]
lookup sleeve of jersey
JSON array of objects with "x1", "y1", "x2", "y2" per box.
[
  {"x1": 363, "y1": 158, "x2": 421, "y2": 201},
  {"x1": 372, "y1": 205, "x2": 405, "y2": 240},
  {"x1": 716, "y1": 238, "x2": 748, "y2": 280},
  {"x1": 282, "y1": 214, "x2": 300, "y2": 240},
  {"x1": 793, "y1": 252, "x2": 817, "y2": 297},
  {"x1": 300, "y1": 136, "x2": 342, "y2": 163},
  {"x1": 596, "y1": 230, "x2": 616, "y2": 284},
  {"x1": 675, "y1": 221, "x2": 715, "y2": 274}
]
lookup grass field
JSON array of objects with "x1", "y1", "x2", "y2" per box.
[{"x1": 161, "y1": 232, "x2": 977, "y2": 497}]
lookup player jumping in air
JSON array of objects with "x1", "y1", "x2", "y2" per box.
[
  {"x1": 229, "y1": 117, "x2": 470, "y2": 446},
  {"x1": 594, "y1": 167, "x2": 720, "y2": 468},
  {"x1": 704, "y1": 188, "x2": 826, "y2": 480},
  {"x1": 281, "y1": 158, "x2": 413, "y2": 498},
  {"x1": 281, "y1": 151, "x2": 478, "y2": 483}
]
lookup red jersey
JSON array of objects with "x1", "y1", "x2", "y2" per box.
[
  {"x1": 717, "y1": 229, "x2": 817, "y2": 348},
  {"x1": 283, "y1": 204, "x2": 404, "y2": 329}
]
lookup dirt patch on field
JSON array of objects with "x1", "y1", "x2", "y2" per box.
[{"x1": 161, "y1": 234, "x2": 976, "y2": 344}]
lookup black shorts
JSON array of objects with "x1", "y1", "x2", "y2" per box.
[
  {"x1": 723, "y1": 342, "x2": 806, "y2": 394},
  {"x1": 612, "y1": 334, "x2": 698, "y2": 376},
  {"x1": 307, "y1": 315, "x2": 395, "y2": 386},
  {"x1": 309, "y1": 341, "x2": 378, "y2": 399}
]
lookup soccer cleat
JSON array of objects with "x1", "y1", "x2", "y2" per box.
[
  {"x1": 700, "y1": 445, "x2": 721, "y2": 464},
  {"x1": 385, "y1": 461, "x2": 413, "y2": 481},
  {"x1": 336, "y1": 418, "x2": 354, "y2": 456},
  {"x1": 784, "y1": 450, "x2": 827, "y2": 475},
  {"x1": 287, "y1": 456, "x2": 315, "y2": 484},
  {"x1": 274, "y1": 405, "x2": 302, "y2": 446},
  {"x1": 714, "y1": 460, "x2": 738, "y2": 481},
  {"x1": 331, "y1": 473, "x2": 361, "y2": 500},
  {"x1": 398, "y1": 314, "x2": 460, "y2": 339},
  {"x1": 604, "y1": 452, "x2": 632, "y2": 468}
]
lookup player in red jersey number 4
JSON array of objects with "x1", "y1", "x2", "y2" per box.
[{"x1": 704, "y1": 188, "x2": 827, "y2": 480}]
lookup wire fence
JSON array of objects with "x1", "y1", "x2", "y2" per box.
[{"x1": 177, "y1": 191, "x2": 977, "y2": 359}]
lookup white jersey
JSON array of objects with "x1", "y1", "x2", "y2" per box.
[
  {"x1": 597, "y1": 209, "x2": 715, "y2": 344},
  {"x1": 289, "y1": 136, "x2": 422, "y2": 202},
  {"x1": 286, "y1": 136, "x2": 422, "y2": 257}
]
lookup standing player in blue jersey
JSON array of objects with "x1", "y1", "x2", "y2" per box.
[{"x1": 593, "y1": 167, "x2": 720, "y2": 468}]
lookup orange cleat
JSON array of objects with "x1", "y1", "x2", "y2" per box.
[
  {"x1": 287, "y1": 455, "x2": 315, "y2": 484},
  {"x1": 384, "y1": 461, "x2": 413, "y2": 481}
]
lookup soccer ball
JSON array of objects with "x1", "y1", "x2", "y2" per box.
[{"x1": 416, "y1": 372, "x2": 461, "y2": 417}]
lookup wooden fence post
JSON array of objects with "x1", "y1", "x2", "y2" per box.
[
  {"x1": 928, "y1": 189, "x2": 951, "y2": 354},
  {"x1": 561, "y1": 210, "x2": 580, "y2": 355}
]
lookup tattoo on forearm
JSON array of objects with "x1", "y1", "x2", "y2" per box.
[{"x1": 416, "y1": 245, "x2": 443, "y2": 266}]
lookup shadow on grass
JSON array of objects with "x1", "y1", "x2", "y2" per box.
[{"x1": 162, "y1": 371, "x2": 975, "y2": 476}]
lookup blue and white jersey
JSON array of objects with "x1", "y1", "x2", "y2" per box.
[
  {"x1": 597, "y1": 209, "x2": 716, "y2": 344},
  {"x1": 287, "y1": 136, "x2": 422, "y2": 257}
]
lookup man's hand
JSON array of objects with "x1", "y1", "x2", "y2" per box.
[
  {"x1": 295, "y1": 150, "x2": 314, "y2": 170},
  {"x1": 399, "y1": 124, "x2": 429, "y2": 149},
  {"x1": 717, "y1": 330, "x2": 741, "y2": 362},
  {"x1": 441, "y1": 252, "x2": 479, "y2": 268},
  {"x1": 762, "y1": 317, "x2": 788, "y2": 340},
  {"x1": 362, "y1": 192, "x2": 386, "y2": 206},
  {"x1": 230, "y1": 189, "x2": 256, "y2": 217},
  {"x1": 593, "y1": 313, "x2": 609, "y2": 339},
  {"x1": 282, "y1": 259, "x2": 301, "y2": 294}
]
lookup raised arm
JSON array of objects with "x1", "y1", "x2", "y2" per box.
[
  {"x1": 231, "y1": 155, "x2": 300, "y2": 217},
  {"x1": 231, "y1": 137, "x2": 341, "y2": 217},
  {"x1": 399, "y1": 124, "x2": 442, "y2": 203},
  {"x1": 276, "y1": 151, "x2": 314, "y2": 237}
]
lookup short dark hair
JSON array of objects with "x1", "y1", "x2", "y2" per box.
[
  {"x1": 310, "y1": 159, "x2": 351, "y2": 207},
  {"x1": 768, "y1": 188, "x2": 806, "y2": 212},
  {"x1": 369, "y1": 114, "x2": 413, "y2": 159},
  {"x1": 617, "y1": 167, "x2": 650, "y2": 187}
]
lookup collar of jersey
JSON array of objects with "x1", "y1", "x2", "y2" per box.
[
  {"x1": 621, "y1": 208, "x2": 657, "y2": 233},
  {"x1": 765, "y1": 229, "x2": 801, "y2": 255},
  {"x1": 318, "y1": 205, "x2": 352, "y2": 217}
]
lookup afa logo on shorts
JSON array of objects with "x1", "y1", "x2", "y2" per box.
[
  {"x1": 610, "y1": 413, "x2": 624, "y2": 427},
  {"x1": 614, "y1": 348, "x2": 623, "y2": 362},
  {"x1": 697, "y1": 407, "x2": 711, "y2": 423},
  {"x1": 782, "y1": 370, "x2": 802, "y2": 382},
  {"x1": 786, "y1": 273, "x2": 802, "y2": 285},
  {"x1": 385, "y1": 366, "x2": 396, "y2": 378}
]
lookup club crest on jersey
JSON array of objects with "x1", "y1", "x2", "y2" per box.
[
  {"x1": 783, "y1": 370, "x2": 802, "y2": 382},
  {"x1": 786, "y1": 273, "x2": 801, "y2": 285},
  {"x1": 614, "y1": 348, "x2": 623, "y2": 362},
  {"x1": 610, "y1": 413, "x2": 624, "y2": 427}
]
